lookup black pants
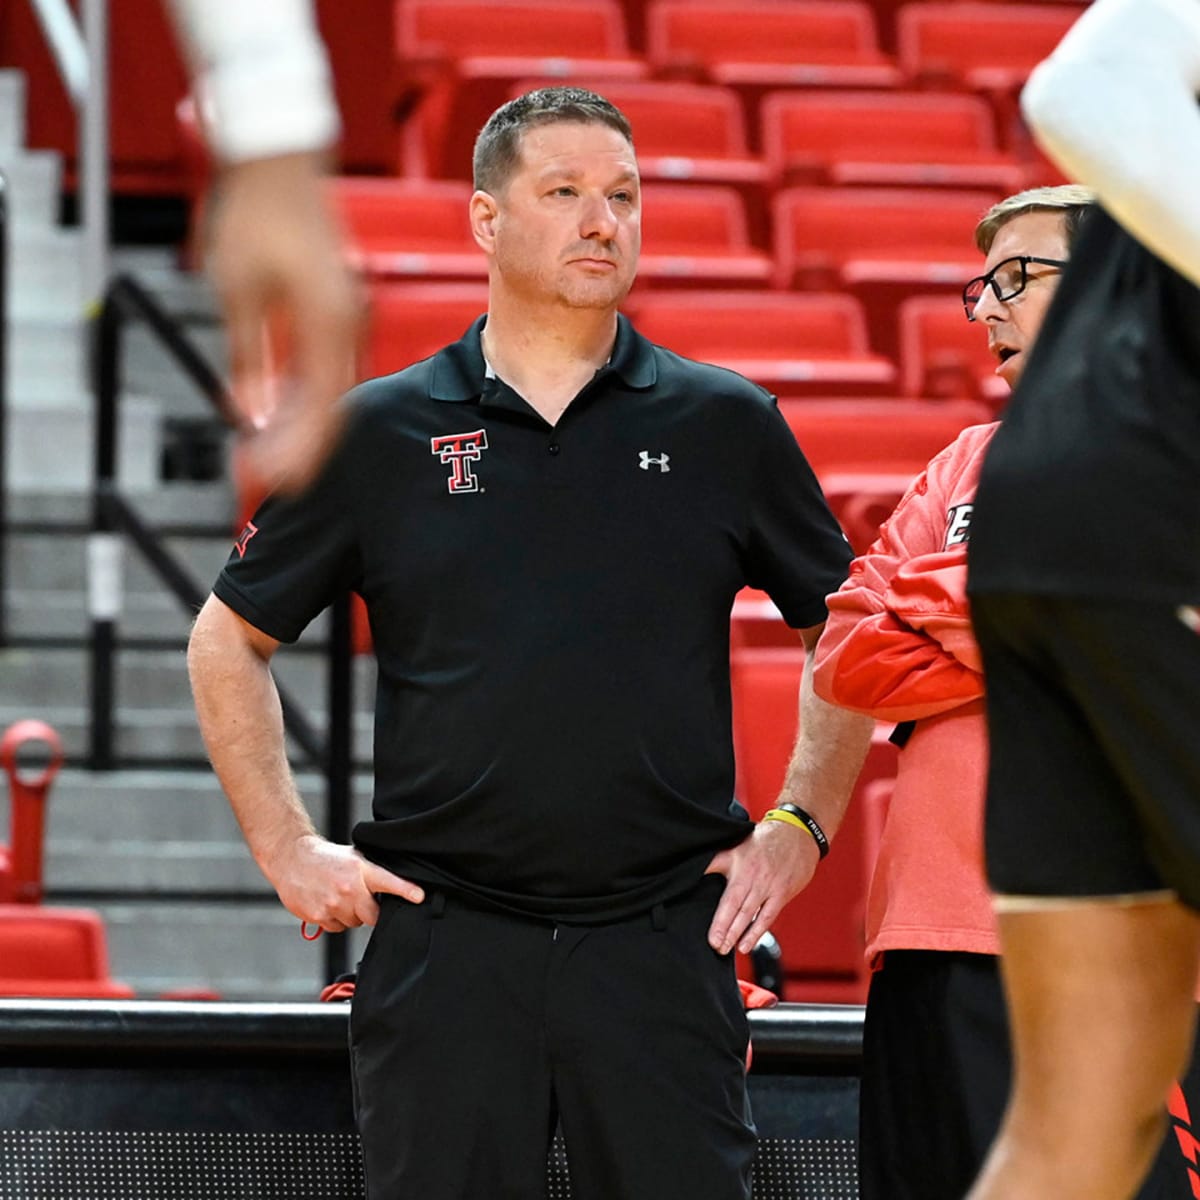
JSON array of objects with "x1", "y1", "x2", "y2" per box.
[
  {"x1": 859, "y1": 950, "x2": 1200, "y2": 1200},
  {"x1": 349, "y1": 875, "x2": 755, "y2": 1200}
]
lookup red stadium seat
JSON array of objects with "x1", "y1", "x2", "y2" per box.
[
  {"x1": 331, "y1": 178, "x2": 484, "y2": 282},
  {"x1": 646, "y1": 0, "x2": 902, "y2": 112},
  {"x1": 362, "y1": 283, "x2": 489, "y2": 380},
  {"x1": 897, "y1": 2, "x2": 1085, "y2": 93},
  {"x1": 0, "y1": 906, "x2": 135, "y2": 999},
  {"x1": 897, "y1": 295, "x2": 1010, "y2": 410},
  {"x1": 638, "y1": 185, "x2": 774, "y2": 288},
  {"x1": 761, "y1": 90, "x2": 1026, "y2": 193},
  {"x1": 896, "y1": 2, "x2": 1086, "y2": 148},
  {"x1": 396, "y1": 0, "x2": 646, "y2": 177},
  {"x1": 772, "y1": 186, "x2": 1000, "y2": 355},
  {"x1": 779, "y1": 397, "x2": 992, "y2": 477},
  {"x1": 630, "y1": 290, "x2": 896, "y2": 396},
  {"x1": 780, "y1": 396, "x2": 991, "y2": 549},
  {"x1": 730, "y1": 648, "x2": 898, "y2": 1002}
]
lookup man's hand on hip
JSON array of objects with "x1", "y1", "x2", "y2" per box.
[
  {"x1": 704, "y1": 821, "x2": 821, "y2": 956},
  {"x1": 268, "y1": 832, "x2": 425, "y2": 932}
]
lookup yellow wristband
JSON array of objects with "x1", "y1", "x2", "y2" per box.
[{"x1": 763, "y1": 808, "x2": 808, "y2": 832}]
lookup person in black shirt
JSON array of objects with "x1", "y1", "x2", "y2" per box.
[
  {"x1": 964, "y1": 2, "x2": 1200, "y2": 1198},
  {"x1": 187, "y1": 86, "x2": 872, "y2": 1200}
]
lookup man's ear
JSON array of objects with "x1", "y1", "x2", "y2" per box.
[{"x1": 470, "y1": 190, "x2": 499, "y2": 253}]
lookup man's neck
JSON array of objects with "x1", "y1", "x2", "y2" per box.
[{"x1": 482, "y1": 301, "x2": 618, "y2": 426}]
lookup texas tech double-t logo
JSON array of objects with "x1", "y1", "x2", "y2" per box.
[{"x1": 430, "y1": 429, "x2": 488, "y2": 494}]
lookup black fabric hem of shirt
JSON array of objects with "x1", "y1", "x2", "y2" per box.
[
  {"x1": 354, "y1": 844, "x2": 749, "y2": 925},
  {"x1": 212, "y1": 573, "x2": 305, "y2": 644},
  {"x1": 779, "y1": 595, "x2": 834, "y2": 632}
]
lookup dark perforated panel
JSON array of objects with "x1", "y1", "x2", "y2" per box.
[
  {"x1": 0, "y1": 1131, "x2": 858, "y2": 1198},
  {"x1": 0, "y1": 1132, "x2": 364, "y2": 1200}
]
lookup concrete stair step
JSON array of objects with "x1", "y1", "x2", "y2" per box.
[
  {"x1": 0, "y1": 149, "x2": 62, "y2": 233},
  {"x1": 0, "y1": 702, "x2": 375, "y2": 763},
  {"x1": 7, "y1": 528, "x2": 231, "y2": 593},
  {"x1": 0, "y1": 646, "x2": 377, "y2": 715},
  {"x1": 23, "y1": 767, "x2": 374, "y2": 843},
  {"x1": 6, "y1": 315, "x2": 87, "y2": 401},
  {"x1": 0, "y1": 72, "x2": 26, "y2": 151},
  {"x1": 8, "y1": 483, "x2": 236, "y2": 526},
  {"x1": 5, "y1": 394, "x2": 160, "y2": 492},
  {"x1": 72, "y1": 901, "x2": 371, "y2": 1000}
]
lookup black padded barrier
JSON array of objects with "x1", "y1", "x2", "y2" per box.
[{"x1": 0, "y1": 1000, "x2": 864, "y2": 1199}]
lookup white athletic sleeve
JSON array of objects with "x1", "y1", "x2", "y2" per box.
[
  {"x1": 1021, "y1": 0, "x2": 1200, "y2": 289},
  {"x1": 167, "y1": 0, "x2": 340, "y2": 163}
]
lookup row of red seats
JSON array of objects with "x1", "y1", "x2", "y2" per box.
[
  {"x1": 398, "y1": 0, "x2": 1085, "y2": 178},
  {"x1": 362, "y1": 282, "x2": 1005, "y2": 410}
]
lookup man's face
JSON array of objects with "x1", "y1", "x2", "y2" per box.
[
  {"x1": 972, "y1": 209, "x2": 1069, "y2": 389},
  {"x1": 473, "y1": 120, "x2": 641, "y2": 311}
]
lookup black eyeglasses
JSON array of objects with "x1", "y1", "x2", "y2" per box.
[{"x1": 962, "y1": 255, "x2": 1069, "y2": 321}]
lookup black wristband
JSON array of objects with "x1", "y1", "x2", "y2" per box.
[{"x1": 776, "y1": 802, "x2": 830, "y2": 859}]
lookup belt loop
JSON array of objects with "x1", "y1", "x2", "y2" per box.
[
  {"x1": 650, "y1": 903, "x2": 667, "y2": 932},
  {"x1": 430, "y1": 892, "x2": 447, "y2": 918}
]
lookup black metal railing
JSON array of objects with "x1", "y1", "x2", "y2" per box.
[{"x1": 88, "y1": 273, "x2": 357, "y2": 982}]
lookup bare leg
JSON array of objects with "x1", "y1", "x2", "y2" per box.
[{"x1": 966, "y1": 897, "x2": 1200, "y2": 1200}]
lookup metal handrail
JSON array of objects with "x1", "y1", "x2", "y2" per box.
[
  {"x1": 27, "y1": 0, "x2": 109, "y2": 306},
  {"x1": 89, "y1": 273, "x2": 357, "y2": 981}
]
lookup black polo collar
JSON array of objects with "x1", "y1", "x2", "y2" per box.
[{"x1": 428, "y1": 313, "x2": 657, "y2": 404}]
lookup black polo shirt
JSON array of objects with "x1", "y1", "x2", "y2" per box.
[{"x1": 215, "y1": 315, "x2": 851, "y2": 922}]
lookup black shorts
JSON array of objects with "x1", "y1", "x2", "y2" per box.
[
  {"x1": 971, "y1": 593, "x2": 1200, "y2": 908},
  {"x1": 860, "y1": 949, "x2": 1200, "y2": 1200},
  {"x1": 349, "y1": 875, "x2": 755, "y2": 1200}
]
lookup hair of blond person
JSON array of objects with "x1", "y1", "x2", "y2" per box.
[
  {"x1": 975, "y1": 184, "x2": 1096, "y2": 253},
  {"x1": 472, "y1": 86, "x2": 634, "y2": 195}
]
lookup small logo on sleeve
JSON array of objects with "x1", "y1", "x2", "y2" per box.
[
  {"x1": 638, "y1": 451, "x2": 670, "y2": 473},
  {"x1": 945, "y1": 503, "x2": 973, "y2": 548},
  {"x1": 234, "y1": 521, "x2": 259, "y2": 558},
  {"x1": 431, "y1": 429, "x2": 489, "y2": 494}
]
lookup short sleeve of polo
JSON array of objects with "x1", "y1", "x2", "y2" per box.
[
  {"x1": 742, "y1": 401, "x2": 852, "y2": 630},
  {"x1": 213, "y1": 412, "x2": 363, "y2": 644}
]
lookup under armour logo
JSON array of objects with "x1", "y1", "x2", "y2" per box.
[
  {"x1": 638, "y1": 451, "x2": 670, "y2": 473},
  {"x1": 431, "y1": 429, "x2": 488, "y2": 494}
]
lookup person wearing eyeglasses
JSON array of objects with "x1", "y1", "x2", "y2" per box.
[
  {"x1": 961, "y1": 0, "x2": 1200, "y2": 1197},
  {"x1": 814, "y1": 183, "x2": 1200, "y2": 1200}
]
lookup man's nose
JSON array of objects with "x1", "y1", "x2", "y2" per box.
[
  {"x1": 972, "y1": 285, "x2": 1005, "y2": 323},
  {"x1": 580, "y1": 194, "x2": 619, "y2": 240}
]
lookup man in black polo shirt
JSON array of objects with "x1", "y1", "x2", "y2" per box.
[
  {"x1": 187, "y1": 87, "x2": 872, "y2": 1200},
  {"x1": 963, "y1": 2, "x2": 1200, "y2": 1198}
]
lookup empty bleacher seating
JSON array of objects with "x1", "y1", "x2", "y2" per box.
[
  {"x1": 0, "y1": 906, "x2": 135, "y2": 999},
  {"x1": 897, "y1": 294, "x2": 1010, "y2": 409},
  {"x1": 331, "y1": 178, "x2": 483, "y2": 282},
  {"x1": 630, "y1": 290, "x2": 896, "y2": 397},
  {"x1": 646, "y1": 0, "x2": 902, "y2": 106},
  {"x1": 361, "y1": 283, "x2": 489, "y2": 380},
  {"x1": 761, "y1": 89, "x2": 1026, "y2": 192},
  {"x1": 772, "y1": 186, "x2": 1000, "y2": 356},
  {"x1": 730, "y1": 647, "x2": 898, "y2": 1002},
  {"x1": 639, "y1": 184, "x2": 774, "y2": 287},
  {"x1": 397, "y1": 0, "x2": 646, "y2": 177}
]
